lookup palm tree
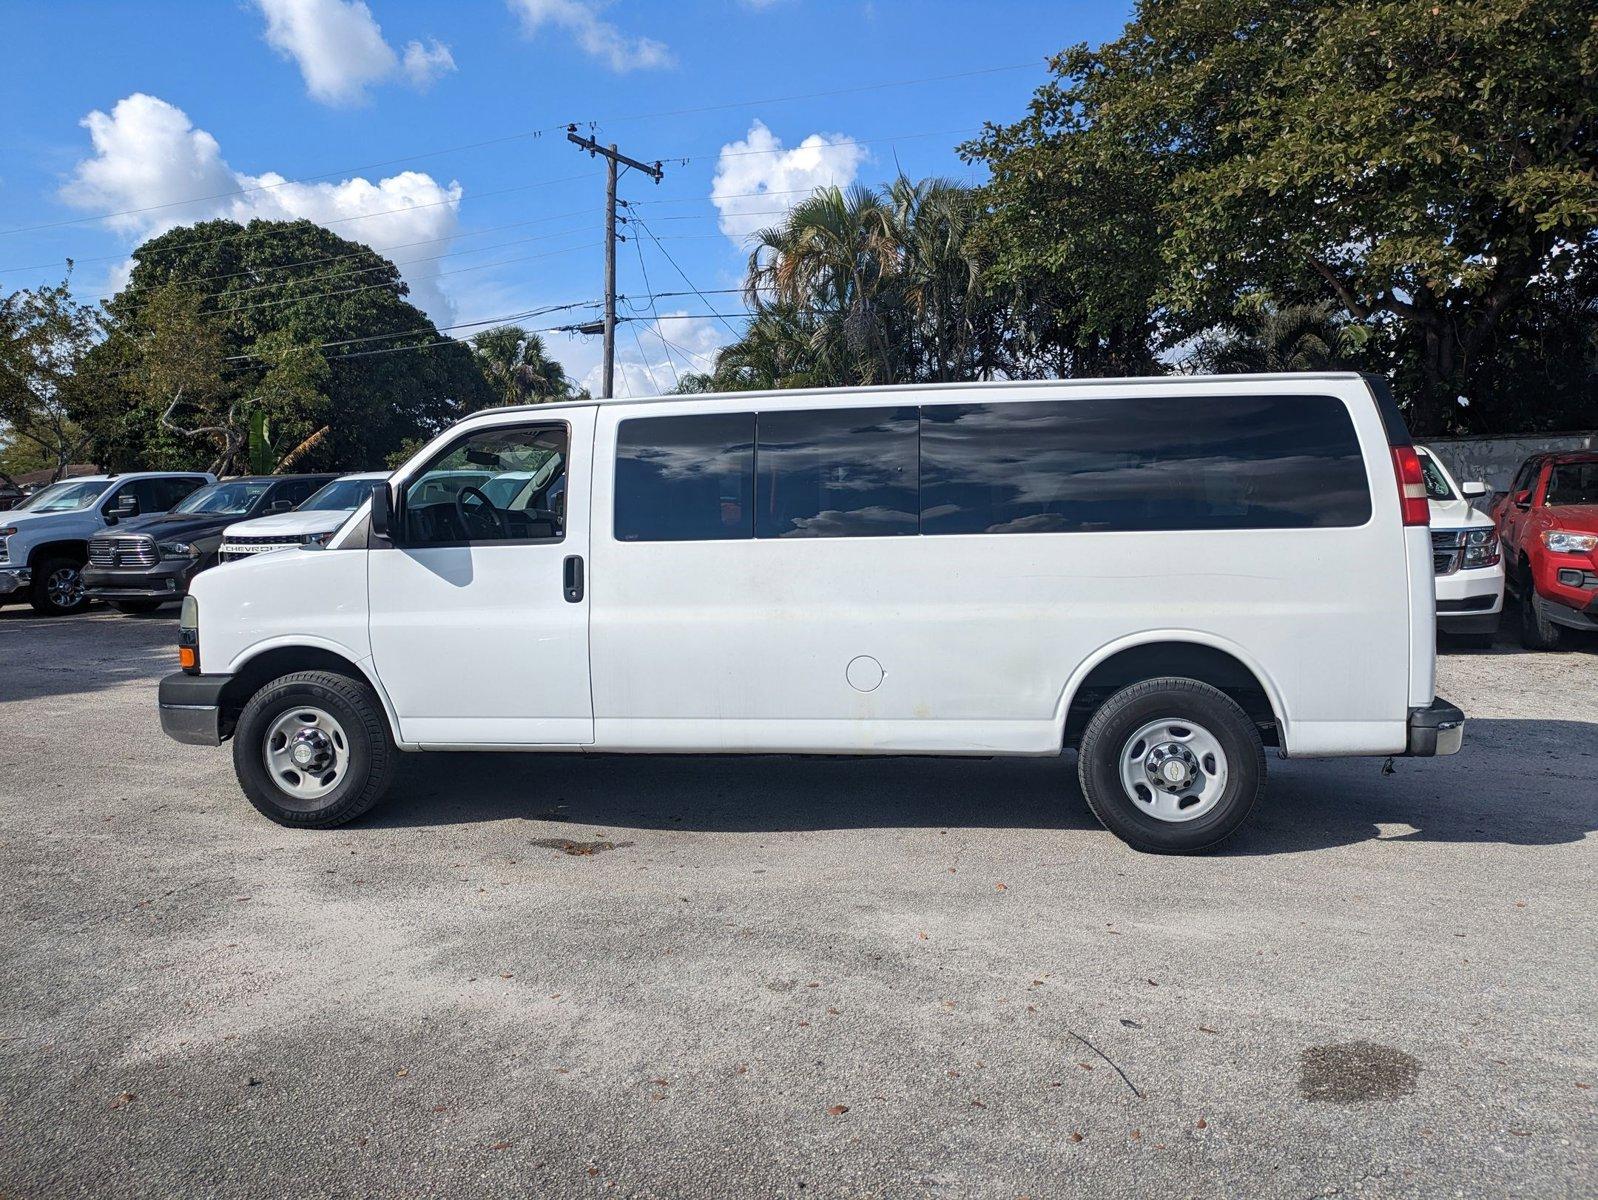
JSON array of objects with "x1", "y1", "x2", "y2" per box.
[
  {"x1": 745, "y1": 184, "x2": 901, "y2": 386},
  {"x1": 470, "y1": 326, "x2": 575, "y2": 407},
  {"x1": 1201, "y1": 301, "x2": 1367, "y2": 374}
]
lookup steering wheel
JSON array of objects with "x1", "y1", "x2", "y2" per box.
[{"x1": 454, "y1": 485, "x2": 510, "y2": 539}]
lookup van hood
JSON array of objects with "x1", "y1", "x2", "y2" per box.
[
  {"x1": 222, "y1": 509, "x2": 352, "y2": 539},
  {"x1": 1427, "y1": 497, "x2": 1493, "y2": 531},
  {"x1": 1545, "y1": 504, "x2": 1598, "y2": 532}
]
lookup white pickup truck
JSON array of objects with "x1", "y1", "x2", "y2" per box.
[{"x1": 0, "y1": 472, "x2": 214, "y2": 615}]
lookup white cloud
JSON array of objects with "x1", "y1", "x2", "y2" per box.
[
  {"x1": 710, "y1": 120, "x2": 866, "y2": 245},
  {"x1": 507, "y1": 0, "x2": 673, "y2": 72},
  {"x1": 583, "y1": 312, "x2": 730, "y2": 397},
  {"x1": 253, "y1": 0, "x2": 454, "y2": 104},
  {"x1": 62, "y1": 94, "x2": 463, "y2": 321},
  {"x1": 402, "y1": 38, "x2": 456, "y2": 89}
]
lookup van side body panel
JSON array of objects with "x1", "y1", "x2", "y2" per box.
[{"x1": 587, "y1": 378, "x2": 1414, "y2": 758}]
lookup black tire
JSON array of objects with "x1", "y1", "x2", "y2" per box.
[
  {"x1": 29, "y1": 555, "x2": 89, "y2": 616},
  {"x1": 1076, "y1": 677, "x2": 1266, "y2": 854},
  {"x1": 232, "y1": 670, "x2": 396, "y2": 828},
  {"x1": 1518, "y1": 582, "x2": 1562, "y2": 651},
  {"x1": 113, "y1": 599, "x2": 165, "y2": 614}
]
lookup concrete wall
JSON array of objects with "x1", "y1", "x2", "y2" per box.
[{"x1": 1420, "y1": 432, "x2": 1598, "y2": 495}]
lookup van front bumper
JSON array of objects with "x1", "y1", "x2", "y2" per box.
[
  {"x1": 1405, "y1": 696, "x2": 1465, "y2": 757},
  {"x1": 158, "y1": 671, "x2": 230, "y2": 745}
]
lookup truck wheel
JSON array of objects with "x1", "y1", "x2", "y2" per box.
[
  {"x1": 1077, "y1": 677, "x2": 1265, "y2": 854},
  {"x1": 113, "y1": 600, "x2": 165, "y2": 614},
  {"x1": 1518, "y1": 586, "x2": 1562, "y2": 651},
  {"x1": 232, "y1": 670, "x2": 396, "y2": 828},
  {"x1": 29, "y1": 555, "x2": 89, "y2": 616}
]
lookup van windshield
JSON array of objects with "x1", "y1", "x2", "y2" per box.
[{"x1": 13, "y1": 479, "x2": 112, "y2": 513}]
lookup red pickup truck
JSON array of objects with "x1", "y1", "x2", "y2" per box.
[{"x1": 1492, "y1": 451, "x2": 1598, "y2": 649}]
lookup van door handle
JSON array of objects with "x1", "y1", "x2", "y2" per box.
[{"x1": 563, "y1": 555, "x2": 584, "y2": 603}]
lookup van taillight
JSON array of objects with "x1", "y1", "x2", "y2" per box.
[{"x1": 1391, "y1": 445, "x2": 1430, "y2": 527}]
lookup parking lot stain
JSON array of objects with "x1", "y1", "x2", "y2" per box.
[
  {"x1": 528, "y1": 837, "x2": 633, "y2": 856},
  {"x1": 1298, "y1": 1041, "x2": 1420, "y2": 1103}
]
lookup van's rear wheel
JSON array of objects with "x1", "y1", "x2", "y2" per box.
[
  {"x1": 1077, "y1": 677, "x2": 1265, "y2": 854},
  {"x1": 232, "y1": 670, "x2": 395, "y2": 828}
]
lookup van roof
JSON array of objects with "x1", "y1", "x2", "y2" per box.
[{"x1": 483, "y1": 371, "x2": 1379, "y2": 421}]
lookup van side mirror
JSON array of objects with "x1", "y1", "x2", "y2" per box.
[
  {"x1": 1461, "y1": 481, "x2": 1487, "y2": 499},
  {"x1": 370, "y1": 482, "x2": 395, "y2": 541}
]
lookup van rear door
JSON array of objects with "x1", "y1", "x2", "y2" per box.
[{"x1": 367, "y1": 409, "x2": 595, "y2": 746}]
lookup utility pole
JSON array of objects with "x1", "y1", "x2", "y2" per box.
[{"x1": 567, "y1": 127, "x2": 663, "y2": 399}]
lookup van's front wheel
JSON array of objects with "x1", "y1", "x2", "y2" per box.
[
  {"x1": 1077, "y1": 678, "x2": 1265, "y2": 854},
  {"x1": 232, "y1": 670, "x2": 396, "y2": 828}
]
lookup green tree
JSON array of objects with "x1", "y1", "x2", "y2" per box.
[
  {"x1": 0, "y1": 278, "x2": 99, "y2": 482},
  {"x1": 968, "y1": 0, "x2": 1598, "y2": 430},
  {"x1": 81, "y1": 218, "x2": 494, "y2": 472},
  {"x1": 469, "y1": 326, "x2": 579, "y2": 407},
  {"x1": 1192, "y1": 301, "x2": 1371, "y2": 376}
]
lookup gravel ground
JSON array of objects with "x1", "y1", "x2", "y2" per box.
[{"x1": 0, "y1": 605, "x2": 1593, "y2": 1199}]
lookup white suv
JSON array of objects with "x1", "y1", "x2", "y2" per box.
[
  {"x1": 219, "y1": 472, "x2": 389, "y2": 563},
  {"x1": 1417, "y1": 446, "x2": 1504, "y2": 646},
  {"x1": 0, "y1": 472, "x2": 214, "y2": 615}
]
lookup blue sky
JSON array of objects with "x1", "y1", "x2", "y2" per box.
[{"x1": 0, "y1": 0, "x2": 1132, "y2": 394}]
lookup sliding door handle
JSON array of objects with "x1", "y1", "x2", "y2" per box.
[{"x1": 562, "y1": 555, "x2": 585, "y2": 603}]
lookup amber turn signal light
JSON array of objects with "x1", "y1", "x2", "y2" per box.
[{"x1": 178, "y1": 646, "x2": 198, "y2": 671}]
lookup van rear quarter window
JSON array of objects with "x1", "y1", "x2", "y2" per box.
[
  {"x1": 919, "y1": 394, "x2": 1370, "y2": 533},
  {"x1": 615, "y1": 412, "x2": 755, "y2": 541}
]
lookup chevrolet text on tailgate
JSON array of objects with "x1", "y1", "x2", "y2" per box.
[{"x1": 157, "y1": 373, "x2": 1464, "y2": 853}]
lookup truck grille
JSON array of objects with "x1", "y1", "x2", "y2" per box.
[
  {"x1": 88, "y1": 535, "x2": 157, "y2": 568},
  {"x1": 220, "y1": 534, "x2": 303, "y2": 562},
  {"x1": 1431, "y1": 530, "x2": 1465, "y2": 576}
]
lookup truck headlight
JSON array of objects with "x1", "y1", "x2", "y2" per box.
[
  {"x1": 1461, "y1": 528, "x2": 1499, "y2": 568},
  {"x1": 0, "y1": 526, "x2": 16, "y2": 536},
  {"x1": 1542, "y1": 530, "x2": 1598, "y2": 555},
  {"x1": 301, "y1": 531, "x2": 331, "y2": 547},
  {"x1": 157, "y1": 540, "x2": 197, "y2": 560}
]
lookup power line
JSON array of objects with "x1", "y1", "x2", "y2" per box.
[{"x1": 625, "y1": 212, "x2": 742, "y2": 339}]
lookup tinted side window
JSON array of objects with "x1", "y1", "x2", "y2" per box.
[
  {"x1": 615, "y1": 413, "x2": 754, "y2": 542},
  {"x1": 920, "y1": 395, "x2": 1370, "y2": 534},
  {"x1": 150, "y1": 477, "x2": 205, "y2": 510},
  {"x1": 755, "y1": 407, "x2": 918, "y2": 538}
]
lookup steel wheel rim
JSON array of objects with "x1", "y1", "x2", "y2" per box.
[
  {"x1": 263, "y1": 706, "x2": 350, "y2": 803},
  {"x1": 1117, "y1": 717, "x2": 1229, "y2": 823},
  {"x1": 47, "y1": 566, "x2": 84, "y2": 607}
]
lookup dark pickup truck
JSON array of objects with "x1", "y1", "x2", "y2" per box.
[{"x1": 83, "y1": 474, "x2": 334, "y2": 612}]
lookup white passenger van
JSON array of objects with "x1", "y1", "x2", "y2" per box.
[{"x1": 158, "y1": 374, "x2": 1463, "y2": 852}]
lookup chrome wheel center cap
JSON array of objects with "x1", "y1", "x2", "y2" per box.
[
  {"x1": 1144, "y1": 742, "x2": 1198, "y2": 792},
  {"x1": 289, "y1": 730, "x2": 332, "y2": 771}
]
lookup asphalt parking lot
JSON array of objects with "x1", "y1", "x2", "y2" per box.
[{"x1": 0, "y1": 607, "x2": 1593, "y2": 1199}]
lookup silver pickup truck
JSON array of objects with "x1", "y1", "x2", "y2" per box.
[{"x1": 0, "y1": 472, "x2": 213, "y2": 615}]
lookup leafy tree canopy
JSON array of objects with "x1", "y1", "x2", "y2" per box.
[
  {"x1": 0, "y1": 278, "x2": 98, "y2": 481},
  {"x1": 966, "y1": 0, "x2": 1598, "y2": 432},
  {"x1": 79, "y1": 218, "x2": 494, "y2": 473}
]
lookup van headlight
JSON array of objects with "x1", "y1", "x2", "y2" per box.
[
  {"x1": 1542, "y1": 530, "x2": 1598, "y2": 555},
  {"x1": 158, "y1": 540, "x2": 197, "y2": 560},
  {"x1": 179, "y1": 595, "x2": 199, "y2": 673}
]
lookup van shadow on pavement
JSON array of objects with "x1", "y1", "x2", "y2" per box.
[{"x1": 367, "y1": 716, "x2": 1597, "y2": 854}]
